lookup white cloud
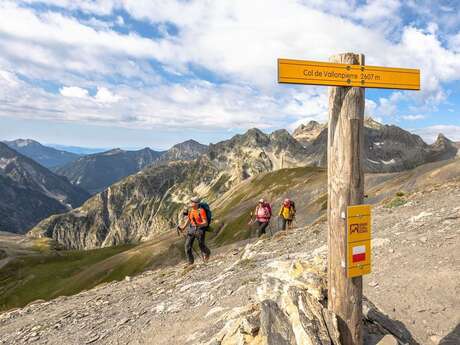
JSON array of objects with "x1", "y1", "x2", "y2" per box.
[
  {"x1": 0, "y1": 0, "x2": 459, "y2": 134},
  {"x1": 94, "y1": 87, "x2": 121, "y2": 103},
  {"x1": 0, "y1": 2, "x2": 175, "y2": 82},
  {"x1": 448, "y1": 32, "x2": 460, "y2": 53},
  {"x1": 0, "y1": 70, "x2": 291, "y2": 130},
  {"x1": 402, "y1": 114, "x2": 425, "y2": 121},
  {"x1": 365, "y1": 99, "x2": 377, "y2": 116},
  {"x1": 414, "y1": 125, "x2": 460, "y2": 143},
  {"x1": 0, "y1": 69, "x2": 20, "y2": 87},
  {"x1": 353, "y1": 0, "x2": 401, "y2": 21},
  {"x1": 60, "y1": 86, "x2": 89, "y2": 98}
]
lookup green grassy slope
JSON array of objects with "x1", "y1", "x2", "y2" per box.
[
  {"x1": 210, "y1": 166, "x2": 327, "y2": 246},
  {"x1": 0, "y1": 233, "x2": 184, "y2": 312}
]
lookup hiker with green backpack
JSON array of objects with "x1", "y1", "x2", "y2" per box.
[{"x1": 177, "y1": 196, "x2": 212, "y2": 266}]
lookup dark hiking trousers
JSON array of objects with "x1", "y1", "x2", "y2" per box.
[
  {"x1": 185, "y1": 227, "x2": 211, "y2": 264},
  {"x1": 256, "y1": 220, "x2": 269, "y2": 237},
  {"x1": 281, "y1": 217, "x2": 293, "y2": 230}
]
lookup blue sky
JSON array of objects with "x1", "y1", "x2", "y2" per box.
[{"x1": 0, "y1": 0, "x2": 459, "y2": 149}]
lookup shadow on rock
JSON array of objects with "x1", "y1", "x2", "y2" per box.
[
  {"x1": 439, "y1": 323, "x2": 460, "y2": 345},
  {"x1": 363, "y1": 298, "x2": 420, "y2": 345}
]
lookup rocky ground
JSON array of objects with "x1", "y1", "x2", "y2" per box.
[{"x1": 0, "y1": 180, "x2": 459, "y2": 344}]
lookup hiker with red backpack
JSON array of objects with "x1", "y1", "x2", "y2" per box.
[
  {"x1": 249, "y1": 198, "x2": 272, "y2": 237},
  {"x1": 177, "y1": 196, "x2": 211, "y2": 266},
  {"x1": 278, "y1": 198, "x2": 296, "y2": 230}
]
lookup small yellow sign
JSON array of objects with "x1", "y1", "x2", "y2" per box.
[
  {"x1": 278, "y1": 58, "x2": 420, "y2": 90},
  {"x1": 347, "y1": 205, "x2": 372, "y2": 278},
  {"x1": 348, "y1": 262, "x2": 372, "y2": 278},
  {"x1": 347, "y1": 204, "x2": 371, "y2": 243}
]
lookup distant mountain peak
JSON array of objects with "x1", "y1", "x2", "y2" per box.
[
  {"x1": 293, "y1": 120, "x2": 325, "y2": 144},
  {"x1": 364, "y1": 116, "x2": 383, "y2": 129},
  {"x1": 294, "y1": 120, "x2": 322, "y2": 132},
  {"x1": 427, "y1": 132, "x2": 458, "y2": 162},
  {"x1": 434, "y1": 133, "x2": 451, "y2": 142},
  {"x1": 0, "y1": 143, "x2": 89, "y2": 233},
  {"x1": 270, "y1": 129, "x2": 296, "y2": 143},
  {"x1": 56, "y1": 147, "x2": 163, "y2": 194},
  {"x1": 160, "y1": 139, "x2": 208, "y2": 164},
  {"x1": 9, "y1": 138, "x2": 40, "y2": 147},
  {"x1": 178, "y1": 139, "x2": 201, "y2": 145},
  {"x1": 102, "y1": 148, "x2": 125, "y2": 155},
  {"x1": 172, "y1": 139, "x2": 206, "y2": 150},
  {"x1": 242, "y1": 128, "x2": 269, "y2": 142},
  {"x1": 3, "y1": 139, "x2": 80, "y2": 169}
]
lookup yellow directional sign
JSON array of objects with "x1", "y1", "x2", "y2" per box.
[
  {"x1": 347, "y1": 205, "x2": 372, "y2": 278},
  {"x1": 278, "y1": 58, "x2": 420, "y2": 90}
]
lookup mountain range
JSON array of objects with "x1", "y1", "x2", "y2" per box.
[
  {"x1": 293, "y1": 117, "x2": 459, "y2": 172},
  {"x1": 55, "y1": 139, "x2": 208, "y2": 194},
  {"x1": 0, "y1": 143, "x2": 90, "y2": 234},
  {"x1": 28, "y1": 119, "x2": 458, "y2": 250},
  {"x1": 28, "y1": 129, "x2": 314, "y2": 249},
  {"x1": 3, "y1": 139, "x2": 80, "y2": 169},
  {"x1": 54, "y1": 147, "x2": 163, "y2": 194}
]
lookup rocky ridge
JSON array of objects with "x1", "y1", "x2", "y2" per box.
[
  {"x1": 3, "y1": 139, "x2": 80, "y2": 169},
  {"x1": 158, "y1": 139, "x2": 208, "y2": 163},
  {"x1": 28, "y1": 123, "x2": 460, "y2": 250},
  {"x1": 28, "y1": 128, "x2": 312, "y2": 249},
  {"x1": 0, "y1": 143, "x2": 90, "y2": 234},
  {"x1": 3, "y1": 179, "x2": 459, "y2": 344},
  {"x1": 292, "y1": 120, "x2": 325, "y2": 145},
  {"x1": 208, "y1": 128, "x2": 309, "y2": 181},
  {"x1": 55, "y1": 147, "x2": 164, "y2": 194},
  {"x1": 292, "y1": 118, "x2": 458, "y2": 172},
  {"x1": 54, "y1": 140, "x2": 208, "y2": 195}
]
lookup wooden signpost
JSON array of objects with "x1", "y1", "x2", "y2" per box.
[{"x1": 277, "y1": 53, "x2": 420, "y2": 345}]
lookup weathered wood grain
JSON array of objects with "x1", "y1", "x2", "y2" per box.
[{"x1": 327, "y1": 52, "x2": 365, "y2": 345}]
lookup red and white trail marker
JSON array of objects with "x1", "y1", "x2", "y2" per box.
[{"x1": 352, "y1": 245, "x2": 366, "y2": 263}]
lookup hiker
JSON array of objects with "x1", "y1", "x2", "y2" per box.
[
  {"x1": 279, "y1": 198, "x2": 296, "y2": 230},
  {"x1": 177, "y1": 197, "x2": 211, "y2": 265},
  {"x1": 249, "y1": 198, "x2": 272, "y2": 237}
]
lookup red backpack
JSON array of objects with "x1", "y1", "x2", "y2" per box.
[
  {"x1": 257, "y1": 202, "x2": 271, "y2": 219},
  {"x1": 264, "y1": 202, "x2": 272, "y2": 217}
]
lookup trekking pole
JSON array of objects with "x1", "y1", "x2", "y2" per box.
[
  {"x1": 267, "y1": 222, "x2": 273, "y2": 237},
  {"x1": 192, "y1": 243, "x2": 204, "y2": 262},
  {"x1": 193, "y1": 227, "x2": 206, "y2": 262},
  {"x1": 176, "y1": 227, "x2": 205, "y2": 262},
  {"x1": 177, "y1": 225, "x2": 205, "y2": 263},
  {"x1": 248, "y1": 215, "x2": 255, "y2": 238}
]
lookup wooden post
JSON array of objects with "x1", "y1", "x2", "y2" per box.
[{"x1": 327, "y1": 53, "x2": 365, "y2": 345}]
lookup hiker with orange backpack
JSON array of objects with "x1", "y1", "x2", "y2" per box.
[
  {"x1": 177, "y1": 197, "x2": 211, "y2": 265},
  {"x1": 278, "y1": 198, "x2": 296, "y2": 230},
  {"x1": 249, "y1": 198, "x2": 272, "y2": 237}
]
